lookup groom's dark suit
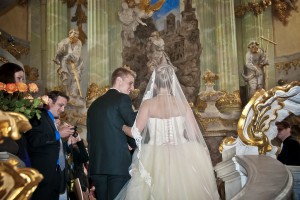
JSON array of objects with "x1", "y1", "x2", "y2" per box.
[
  {"x1": 25, "y1": 109, "x2": 65, "y2": 200},
  {"x1": 87, "y1": 89, "x2": 137, "y2": 199}
]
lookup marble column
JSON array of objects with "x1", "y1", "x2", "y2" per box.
[
  {"x1": 88, "y1": 0, "x2": 109, "y2": 86},
  {"x1": 215, "y1": 0, "x2": 239, "y2": 92},
  {"x1": 29, "y1": 0, "x2": 42, "y2": 77},
  {"x1": 45, "y1": 1, "x2": 68, "y2": 90},
  {"x1": 194, "y1": 0, "x2": 239, "y2": 92},
  {"x1": 107, "y1": 0, "x2": 123, "y2": 72},
  {"x1": 88, "y1": 0, "x2": 123, "y2": 87},
  {"x1": 194, "y1": 1, "x2": 218, "y2": 92}
]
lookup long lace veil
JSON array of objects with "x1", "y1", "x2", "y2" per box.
[{"x1": 123, "y1": 64, "x2": 219, "y2": 199}]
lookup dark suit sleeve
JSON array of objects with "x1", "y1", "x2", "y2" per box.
[
  {"x1": 75, "y1": 140, "x2": 89, "y2": 163},
  {"x1": 119, "y1": 95, "x2": 137, "y2": 127},
  {"x1": 25, "y1": 115, "x2": 56, "y2": 148},
  {"x1": 282, "y1": 140, "x2": 300, "y2": 165},
  {"x1": 119, "y1": 95, "x2": 138, "y2": 148}
]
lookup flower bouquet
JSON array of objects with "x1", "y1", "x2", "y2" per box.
[{"x1": 0, "y1": 82, "x2": 49, "y2": 119}]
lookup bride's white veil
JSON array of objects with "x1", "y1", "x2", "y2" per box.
[
  {"x1": 136, "y1": 63, "x2": 209, "y2": 148},
  {"x1": 123, "y1": 63, "x2": 219, "y2": 199}
]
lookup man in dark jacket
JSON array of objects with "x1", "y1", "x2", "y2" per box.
[
  {"x1": 26, "y1": 91, "x2": 74, "y2": 200},
  {"x1": 276, "y1": 120, "x2": 300, "y2": 166},
  {"x1": 87, "y1": 67, "x2": 137, "y2": 200}
]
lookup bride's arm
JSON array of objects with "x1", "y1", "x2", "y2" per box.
[{"x1": 122, "y1": 101, "x2": 150, "y2": 137}]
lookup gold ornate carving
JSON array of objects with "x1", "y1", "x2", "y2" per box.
[
  {"x1": 126, "y1": 0, "x2": 165, "y2": 14},
  {"x1": 0, "y1": 57, "x2": 8, "y2": 64},
  {"x1": 0, "y1": 111, "x2": 32, "y2": 143},
  {"x1": 275, "y1": 58, "x2": 300, "y2": 75},
  {"x1": 216, "y1": 90, "x2": 242, "y2": 113},
  {"x1": 0, "y1": 160, "x2": 43, "y2": 200},
  {"x1": 194, "y1": 112, "x2": 237, "y2": 135},
  {"x1": 202, "y1": 69, "x2": 219, "y2": 85},
  {"x1": 86, "y1": 83, "x2": 109, "y2": 108},
  {"x1": 234, "y1": 0, "x2": 298, "y2": 25},
  {"x1": 237, "y1": 81, "x2": 300, "y2": 154},
  {"x1": 130, "y1": 88, "x2": 140, "y2": 101},
  {"x1": 195, "y1": 97, "x2": 207, "y2": 112},
  {"x1": 24, "y1": 65, "x2": 39, "y2": 82},
  {"x1": 0, "y1": 111, "x2": 42, "y2": 199},
  {"x1": 0, "y1": 33, "x2": 29, "y2": 59},
  {"x1": 219, "y1": 136, "x2": 237, "y2": 153}
]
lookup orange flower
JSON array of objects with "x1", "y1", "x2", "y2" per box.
[
  {"x1": 6, "y1": 83, "x2": 18, "y2": 94},
  {"x1": 0, "y1": 82, "x2": 6, "y2": 91},
  {"x1": 16, "y1": 82, "x2": 28, "y2": 92},
  {"x1": 28, "y1": 83, "x2": 39, "y2": 93}
]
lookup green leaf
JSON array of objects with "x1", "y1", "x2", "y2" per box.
[
  {"x1": 33, "y1": 98, "x2": 41, "y2": 107},
  {"x1": 15, "y1": 100, "x2": 23, "y2": 107},
  {"x1": 24, "y1": 109, "x2": 31, "y2": 115},
  {"x1": 36, "y1": 110, "x2": 41, "y2": 120}
]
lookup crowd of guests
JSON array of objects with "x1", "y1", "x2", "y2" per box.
[
  {"x1": 0, "y1": 62, "x2": 300, "y2": 200},
  {"x1": 0, "y1": 62, "x2": 93, "y2": 200}
]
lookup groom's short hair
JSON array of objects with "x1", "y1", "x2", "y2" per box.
[{"x1": 111, "y1": 67, "x2": 136, "y2": 86}]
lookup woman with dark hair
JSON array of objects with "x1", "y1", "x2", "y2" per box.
[
  {"x1": 0, "y1": 62, "x2": 29, "y2": 166},
  {"x1": 0, "y1": 62, "x2": 24, "y2": 83}
]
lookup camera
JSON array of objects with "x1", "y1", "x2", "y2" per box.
[{"x1": 72, "y1": 126, "x2": 78, "y2": 137}]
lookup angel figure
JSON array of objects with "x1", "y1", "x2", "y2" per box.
[{"x1": 118, "y1": 0, "x2": 165, "y2": 47}]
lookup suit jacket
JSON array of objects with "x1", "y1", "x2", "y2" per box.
[
  {"x1": 25, "y1": 109, "x2": 61, "y2": 185},
  {"x1": 277, "y1": 136, "x2": 300, "y2": 166},
  {"x1": 87, "y1": 89, "x2": 137, "y2": 176}
]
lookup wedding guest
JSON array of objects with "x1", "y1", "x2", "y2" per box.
[
  {"x1": 66, "y1": 133, "x2": 89, "y2": 200},
  {"x1": 0, "y1": 62, "x2": 28, "y2": 166},
  {"x1": 276, "y1": 120, "x2": 300, "y2": 166},
  {"x1": 25, "y1": 91, "x2": 74, "y2": 200},
  {"x1": 0, "y1": 62, "x2": 24, "y2": 83}
]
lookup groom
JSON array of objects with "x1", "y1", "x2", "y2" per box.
[{"x1": 87, "y1": 66, "x2": 137, "y2": 200}]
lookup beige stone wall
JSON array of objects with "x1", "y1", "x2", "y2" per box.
[
  {"x1": 273, "y1": 1, "x2": 300, "y2": 57},
  {"x1": 0, "y1": 4, "x2": 28, "y2": 41}
]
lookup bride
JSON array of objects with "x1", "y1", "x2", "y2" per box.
[{"x1": 117, "y1": 64, "x2": 220, "y2": 199}]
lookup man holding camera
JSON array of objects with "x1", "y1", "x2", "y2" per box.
[{"x1": 25, "y1": 91, "x2": 74, "y2": 200}]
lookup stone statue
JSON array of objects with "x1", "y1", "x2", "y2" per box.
[
  {"x1": 53, "y1": 29, "x2": 84, "y2": 98},
  {"x1": 146, "y1": 31, "x2": 172, "y2": 72},
  {"x1": 118, "y1": 0, "x2": 165, "y2": 47},
  {"x1": 242, "y1": 41, "x2": 268, "y2": 99}
]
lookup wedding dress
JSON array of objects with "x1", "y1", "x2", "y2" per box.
[{"x1": 115, "y1": 64, "x2": 220, "y2": 200}]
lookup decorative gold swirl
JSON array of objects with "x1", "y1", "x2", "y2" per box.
[
  {"x1": 237, "y1": 81, "x2": 300, "y2": 154},
  {"x1": 0, "y1": 111, "x2": 32, "y2": 143},
  {"x1": 0, "y1": 160, "x2": 43, "y2": 200}
]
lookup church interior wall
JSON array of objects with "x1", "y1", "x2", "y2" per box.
[
  {"x1": 273, "y1": 0, "x2": 300, "y2": 57},
  {"x1": 0, "y1": 4, "x2": 28, "y2": 41},
  {"x1": 0, "y1": 0, "x2": 300, "y2": 99}
]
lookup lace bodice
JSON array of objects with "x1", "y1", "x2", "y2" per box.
[{"x1": 147, "y1": 116, "x2": 187, "y2": 145}]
